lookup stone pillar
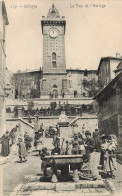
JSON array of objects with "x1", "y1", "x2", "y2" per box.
[
  {"x1": 58, "y1": 121, "x2": 69, "y2": 154},
  {"x1": 58, "y1": 111, "x2": 69, "y2": 154},
  {"x1": 17, "y1": 106, "x2": 23, "y2": 117},
  {"x1": 73, "y1": 168, "x2": 79, "y2": 182}
]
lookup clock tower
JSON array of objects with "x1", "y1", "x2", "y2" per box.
[{"x1": 40, "y1": 4, "x2": 68, "y2": 99}]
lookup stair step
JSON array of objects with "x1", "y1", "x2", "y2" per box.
[{"x1": 21, "y1": 179, "x2": 106, "y2": 192}]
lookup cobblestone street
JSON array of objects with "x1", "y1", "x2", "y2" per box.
[{"x1": 3, "y1": 150, "x2": 41, "y2": 196}]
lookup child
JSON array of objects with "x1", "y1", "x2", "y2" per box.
[
  {"x1": 36, "y1": 137, "x2": 43, "y2": 155},
  {"x1": 51, "y1": 139, "x2": 60, "y2": 155},
  {"x1": 79, "y1": 136, "x2": 85, "y2": 155},
  {"x1": 72, "y1": 141, "x2": 79, "y2": 154},
  {"x1": 17, "y1": 138, "x2": 27, "y2": 163}
]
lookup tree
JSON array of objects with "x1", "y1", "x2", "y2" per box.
[
  {"x1": 10, "y1": 72, "x2": 27, "y2": 99},
  {"x1": 82, "y1": 78, "x2": 99, "y2": 98},
  {"x1": 10, "y1": 71, "x2": 34, "y2": 99}
]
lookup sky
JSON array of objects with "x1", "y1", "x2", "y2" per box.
[{"x1": 4, "y1": 0, "x2": 122, "y2": 72}]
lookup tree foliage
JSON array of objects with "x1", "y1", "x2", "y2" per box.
[{"x1": 82, "y1": 78, "x2": 99, "y2": 97}]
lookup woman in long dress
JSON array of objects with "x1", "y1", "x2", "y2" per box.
[
  {"x1": 17, "y1": 138, "x2": 27, "y2": 163},
  {"x1": 101, "y1": 135, "x2": 117, "y2": 178},
  {"x1": 1, "y1": 131, "x2": 10, "y2": 156}
]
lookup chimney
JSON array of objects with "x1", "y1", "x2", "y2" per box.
[{"x1": 116, "y1": 53, "x2": 121, "y2": 58}]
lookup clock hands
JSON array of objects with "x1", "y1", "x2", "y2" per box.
[{"x1": 50, "y1": 29, "x2": 58, "y2": 38}]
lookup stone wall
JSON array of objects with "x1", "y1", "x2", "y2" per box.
[
  {"x1": 10, "y1": 116, "x2": 98, "y2": 135},
  {"x1": 74, "y1": 117, "x2": 98, "y2": 135},
  {"x1": 6, "y1": 118, "x2": 34, "y2": 140}
]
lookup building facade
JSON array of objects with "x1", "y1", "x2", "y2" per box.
[
  {"x1": 13, "y1": 68, "x2": 97, "y2": 99},
  {"x1": 95, "y1": 66, "x2": 122, "y2": 152},
  {"x1": 40, "y1": 4, "x2": 67, "y2": 99},
  {"x1": 11, "y1": 4, "x2": 97, "y2": 100},
  {"x1": 40, "y1": 4, "x2": 98, "y2": 99},
  {"x1": 97, "y1": 57, "x2": 122, "y2": 91},
  {"x1": 0, "y1": 1, "x2": 8, "y2": 135}
]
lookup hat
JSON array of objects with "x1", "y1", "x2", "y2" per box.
[
  {"x1": 56, "y1": 136, "x2": 60, "y2": 141},
  {"x1": 42, "y1": 147, "x2": 47, "y2": 153},
  {"x1": 101, "y1": 134, "x2": 107, "y2": 139},
  {"x1": 85, "y1": 131, "x2": 91, "y2": 136}
]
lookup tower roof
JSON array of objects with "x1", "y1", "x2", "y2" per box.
[{"x1": 47, "y1": 3, "x2": 60, "y2": 18}]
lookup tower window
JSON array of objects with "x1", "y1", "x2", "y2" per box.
[
  {"x1": 84, "y1": 69, "x2": 88, "y2": 76},
  {"x1": 42, "y1": 79, "x2": 46, "y2": 90},
  {"x1": 52, "y1": 52, "x2": 56, "y2": 60},
  {"x1": 52, "y1": 52, "x2": 57, "y2": 68}
]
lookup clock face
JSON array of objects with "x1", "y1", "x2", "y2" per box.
[{"x1": 49, "y1": 29, "x2": 58, "y2": 38}]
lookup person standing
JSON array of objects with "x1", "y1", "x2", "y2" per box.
[
  {"x1": 17, "y1": 138, "x2": 27, "y2": 163},
  {"x1": 40, "y1": 147, "x2": 50, "y2": 177},
  {"x1": 80, "y1": 131, "x2": 96, "y2": 180},
  {"x1": 39, "y1": 123, "x2": 44, "y2": 137},
  {"x1": 107, "y1": 135, "x2": 117, "y2": 178},
  {"x1": 24, "y1": 133, "x2": 33, "y2": 151},
  {"x1": 1, "y1": 131, "x2": 10, "y2": 156},
  {"x1": 92, "y1": 129, "x2": 102, "y2": 179},
  {"x1": 101, "y1": 135, "x2": 117, "y2": 178}
]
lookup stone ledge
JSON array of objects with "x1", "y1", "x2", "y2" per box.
[
  {"x1": 24, "y1": 175, "x2": 41, "y2": 183},
  {"x1": 55, "y1": 183, "x2": 75, "y2": 191},
  {"x1": 30, "y1": 190, "x2": 110, "y2": 196},
  {"x1": 22, "y1": 182, "x2": 56, "y2": 191},
  {"x1": 104, "y1": 179, "x2": 117, "y2": 194},
  {"x1": 75, "y1": 180, "x2": 105, "y2": 189},
  {"x1": 22, "y1": 180, "x2": 106, "y2": 192}
]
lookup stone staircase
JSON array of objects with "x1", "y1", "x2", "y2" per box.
[{"x1": 9, "y1": 174, "x2": 113, "y2": 196}]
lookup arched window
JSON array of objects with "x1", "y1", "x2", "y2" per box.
[
  {"x1": 52, "y1": 52, "x2": 56, "y2": 60},
  {"x1": 53, "y1": 84, "x2": 57, "y2": 88},
  {"x1": 52, "y1": 52, "x2": 57, "y2": 68}
]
